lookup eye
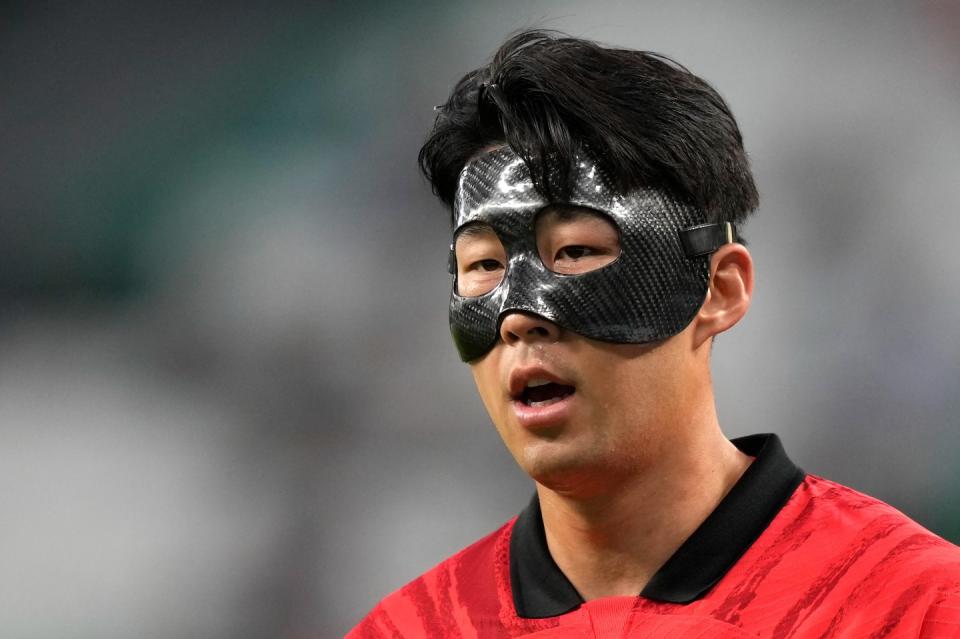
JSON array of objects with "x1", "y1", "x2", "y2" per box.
[
  {"x1": 471, "y1": 258, "x2": 504, "y2": 272},
  {"x1": 555, "y1": 246, "x2": 593, "y2": 261},
  {"x1": 454, "y1": 224, "x2": 507, "y2": 297},
  {"x1": 535, "y1": 207, "x2": 621, "y2": 275}
]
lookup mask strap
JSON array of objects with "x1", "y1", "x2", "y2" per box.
[
  {"x1": 447, "y1": 244, "x2": 457, "y2": 274},
  {"x1": 679, "y1": 222, "x2": 737, "y2": 258}
]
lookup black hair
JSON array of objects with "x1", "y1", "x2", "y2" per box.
[{"x1": 418, "y1": 29, "x2": 759, "y2": 225}]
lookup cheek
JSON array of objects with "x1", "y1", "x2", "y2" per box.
[
  {"x1": 586, "y1": 347, "x2": 686, "y2": 426},
  {"x1": 469, "y1": 360, "x2": 503, "y2": 419}
]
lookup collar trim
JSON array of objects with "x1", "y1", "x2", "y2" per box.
[{"x1": 509, "y1": 433, "x2": 805, "y2": 618}]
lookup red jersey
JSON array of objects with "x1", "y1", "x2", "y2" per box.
[{"x1": 347, "y1": 434, "x2": 960, "y2": 638}]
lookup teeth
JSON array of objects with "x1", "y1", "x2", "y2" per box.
[
  {"x1": 528, "y1": 396, "x2": 563, "y2": 407},
  {"x1": 526, "y1": 378, "x2": 552, "y2": 388}
]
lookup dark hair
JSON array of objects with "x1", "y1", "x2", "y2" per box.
[{"x1": 418, "y1": 29, "x2": 759, "y2": 225}]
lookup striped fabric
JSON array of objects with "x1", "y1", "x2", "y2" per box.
[{"x1": 348, "y1": 475, "x2": 960, "y2": 638}]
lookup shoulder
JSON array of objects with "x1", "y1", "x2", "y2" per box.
[
  {"x1": 785, "y1": 474, "x2": 960, "y2": 574},
  {"x1": 801, "y1": 474, "x2": 957, "y2": 549},
  {"x1": 749, "y1": 474, "x2": 960, "y2": 635},
  {"x1": 345, "y1": 519, "x2": 515, "y2": 638}
]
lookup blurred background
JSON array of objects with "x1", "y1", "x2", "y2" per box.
[{"x1": 2, "y1": 1, "x2": 958, "y2": 637}]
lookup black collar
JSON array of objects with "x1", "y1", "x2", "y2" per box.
[{"x1": 509, "y1": 433, "x2": 805, "y2": 618}]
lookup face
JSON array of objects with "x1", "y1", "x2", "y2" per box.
[
  {"x1": 456, "y1": 207, "x2": 701, "y2": 495},
  {"x1": 449, "y1": 146, "x2": 739, "y2": 493},
  {"x1": 448, "y1": 146, "x2": 714, "y2": 362}
]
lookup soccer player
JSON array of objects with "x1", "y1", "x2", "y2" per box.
[{"x1": 347, "y1": 30, "x2": 960, "y2": 638}]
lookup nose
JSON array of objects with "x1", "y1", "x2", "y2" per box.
[{"x1": 498, "y1": 311, "x2": 561, "y2": 348}]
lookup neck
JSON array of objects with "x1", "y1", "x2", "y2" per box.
[{"x1": 536, "y1": 408, "x2": 751, "y2": 601}]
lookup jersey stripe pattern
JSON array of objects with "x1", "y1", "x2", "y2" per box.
[{"x1": 348, "y1": 476, "x2": 960, "y2": 638}]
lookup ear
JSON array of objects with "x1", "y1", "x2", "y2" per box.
[{"x1": 691, "y1": 243, "x2": 754, "y2": 349}]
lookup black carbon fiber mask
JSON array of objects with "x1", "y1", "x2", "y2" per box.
[{"x1": 449, "y1": 146, "x2": 734, "y2": 362}]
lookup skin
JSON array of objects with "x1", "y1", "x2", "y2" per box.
[{"x1": 457, "y1": 210, "x2": 755, "y2": 600}]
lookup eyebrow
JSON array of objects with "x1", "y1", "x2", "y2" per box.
[
  {"x1": 541, "y1": 205, "x2": 605, "y2": 222},
  {"x1": 455, "y1": 223, "x2": 495, "y2": 240}
]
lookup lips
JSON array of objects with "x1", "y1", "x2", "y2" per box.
[
  {"x1": 508, "y1": 366, "x2": 577, "y2": 429},
  {"x1": 520, "y1": 380, "x2": 575, "y2": 407}
]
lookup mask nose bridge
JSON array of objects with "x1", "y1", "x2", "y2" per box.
[{"x1": 497, "y1": 237, "x2": 558, "y2": 329}]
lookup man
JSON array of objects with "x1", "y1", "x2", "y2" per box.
[{"x1": 348, "y1": 30, "x2": 959, "y2": 638}]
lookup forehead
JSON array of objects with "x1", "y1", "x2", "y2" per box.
[
  {"x1": 453, "y1": 146, "x2": 637, "y2": 233},
  {"x1": 454, "y1": 147, "x2": 545, "y2": 229},
  {"x1": 454, "y1": 205, "x2": 610, "y2": 248}
]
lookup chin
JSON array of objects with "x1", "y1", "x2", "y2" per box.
[{"x1": 519, "y1": 440, "x2": 606, "y2": 492}]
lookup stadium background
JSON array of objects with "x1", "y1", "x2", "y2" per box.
[{"x1": 2, "y1": 2, "x2": 958, "y2": 637}]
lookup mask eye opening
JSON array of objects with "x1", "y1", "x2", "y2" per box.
[
  {"x1": 533, "y1": 205, "x2": 623, "y2": 276},
  {"x1": 452, "y1": 222, "x2": 508, "y2": 298}
]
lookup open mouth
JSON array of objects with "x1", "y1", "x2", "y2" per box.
[{"x1": 520, "y1": 380, "x2": 576, "y2": 407}]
